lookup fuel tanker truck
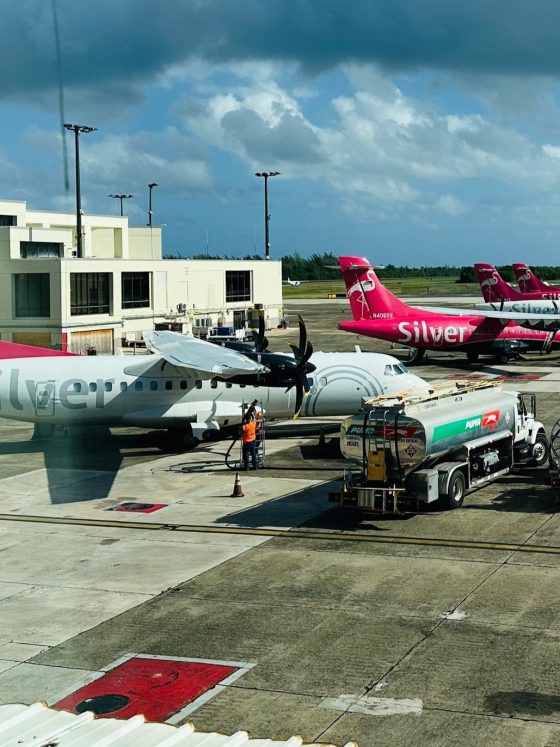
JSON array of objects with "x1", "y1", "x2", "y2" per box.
[{"x1": 331, "y1": 379, "x2": 548, "y2": 513}]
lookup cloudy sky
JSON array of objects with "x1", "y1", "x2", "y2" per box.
[{"x1": 4, "y1": 1, "x2": 560, "y2": 265}]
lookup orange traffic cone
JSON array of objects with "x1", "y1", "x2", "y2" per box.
[{"x1": 231, "y1": 471, "x2": 244, "y2": 497}]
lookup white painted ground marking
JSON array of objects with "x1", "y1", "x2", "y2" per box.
[
  {"x1": 321, "y1": 694, "x2": 423, "y2": 716},
  {"x1": 440, "y1": 609, "x2": 466, "y2": 621},
  {"x1": 373, "y1": 680, "x2": 388, "y2": 691}
]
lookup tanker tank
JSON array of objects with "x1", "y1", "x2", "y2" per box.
[{"x1": 340, "y1": 380, "x2": 519, "y2": 477}]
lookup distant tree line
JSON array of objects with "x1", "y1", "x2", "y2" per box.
[{"x1": 163, "y1": 252, "x2": 560, "y2": 283}]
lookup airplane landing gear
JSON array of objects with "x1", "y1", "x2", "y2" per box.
[
  {"x1": 181, "y1": 425, "x2": 200, "y2": 451},
  {"x1": 32, "y1": 423, "x2": 55, "y2": 441},
  {"x1": 406, "y1": 347, "x2": 426, "y2": 365}
]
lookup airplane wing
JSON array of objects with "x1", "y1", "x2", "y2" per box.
[
  {"x1": 142, "y1": 330, "x2": 268, "y2": 380},
  {"x1": 414, "y1": 305, "x2": 560, "y2": 324}
]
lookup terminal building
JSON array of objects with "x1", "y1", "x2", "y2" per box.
[{"x1": 0, "y1": 199, "x2": 283, "y2": 353}]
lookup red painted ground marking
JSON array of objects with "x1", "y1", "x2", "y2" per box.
[
  {"x1": 109, "y1": 502, "x2": 167, "y2": 513},
  {"x1": 53, "y1": 657, "x2": 238, "y2": 721},
  {"x1": 497, "y1": 373, "x2": 543, "y2": 381}
]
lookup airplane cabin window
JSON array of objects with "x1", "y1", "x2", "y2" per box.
[
  {"x1": 150, "y1": 381, "x2": 158, "y2": 391},
  {"x1": 180, "y1": 380, "x2": 187, "y2": 390},
  {"x1": 89, "y1": 382, "x2": 97, "y2": 392},
  {"x1": 105, "y1": 382, "x2": 113, "y2": 392},
  {"x1": 165, "y1": 381, "x2": 172, "y2": 390},
  {"x1": 210, "y1": 379, "x2": 218, "y2": 389},
  {"x1": 135, "y1": 381, "x2": 143, "y2": 391},
  {"x1": 226, "y1": 382, "x2": 232, "y2": 388},
  {"x1": 195, "y1": 380, "x2": 202, "y2": 389},
  {"x1": 73, "y1": 382, "x2": 82, "y2": 393},
  {"x1": 120, "y1": 382, "x2": 127, "y2": 392}
]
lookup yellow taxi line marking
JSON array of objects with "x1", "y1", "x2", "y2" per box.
[{"x1": 0, "y1": 512, "x2": 559, "y2": 555}]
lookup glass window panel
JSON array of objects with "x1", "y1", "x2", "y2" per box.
[
  {"x1": 225, "y1": 271, "x2": 251, "y2": 302},
  {"x1": 70, "y1": 273, "x2": 110, "y2": 315},
  {"x1": 121, "y1": 272, "x2": 150, "y2": 309},
  {"x1": 14, "y1": 274, "x2": 50, "y2": 317}
]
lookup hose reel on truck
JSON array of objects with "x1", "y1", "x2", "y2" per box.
[{"x1": 332, "y1": 379, "x2": 548, "y2": 514}]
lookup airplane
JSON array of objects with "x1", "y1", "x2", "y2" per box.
[
  {"x1": 0, "y1": 328, "x2": 427, "y2": 450},
  {"x1": 475, "y1": 263, "x2": 560, "y2": 303},
  {"x1": 512, "y1": 263, "x2": 560, "y2": 296},
  {"x1": 283, "y1": 277, "x2": 304, "y2": 286},
  {"x1": 338, "y1": 255, "x2": 560, "y2": 364}
]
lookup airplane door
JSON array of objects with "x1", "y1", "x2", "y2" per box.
[{"x1": 35, "y1": 381, "x2": 56, "y2": 417}]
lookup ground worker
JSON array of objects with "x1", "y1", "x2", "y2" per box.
[{"x1": 241, "y1": 413, "x2": 257, "y2": 470}]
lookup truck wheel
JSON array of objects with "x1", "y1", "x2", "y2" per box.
[
  {"x1": 443, "y1": 471, "x2": 466, "y2": 509},
  {"x1": 496, "y1": 353, "x2": 510, "y2": 364},
  {"x1": 466, "y1": 350, "x2": 479, "y2": 363},
  {"x1": 530, "y1": 434, "x2": 549, "y2": 467}
]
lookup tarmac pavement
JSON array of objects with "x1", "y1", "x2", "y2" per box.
[{"x1": 1, "y1": 301, "x2": 560, "y2": 746}]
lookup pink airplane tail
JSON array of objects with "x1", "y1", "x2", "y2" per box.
[
  {"x1": 338, "y1": 256, "x2": 412, "y2": 320},
  {"x1": 512, "y1": 263, "x2": 556, "y2": 294},
  {"x1": 0, "y1": 340, "x2": 75, "y2": 359},
  {"x1": 474, "y1": 263, "x2": 523, "y2": 302}
]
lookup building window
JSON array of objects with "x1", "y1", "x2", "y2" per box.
[
  {"x1": 14, "y1": 273, "x2": 50, "y2": 317},
  {"x1": 20, "y1": 241, "x2": 61, "y2": 259},
  {"x1": 225, "y1": 271, "x2": 251, "y2": 302},
  {"x1": 70, "y1": 273, "x2": 110, "y2": 315},
  {"x1": 122, "y1": 272, "x2": 150, "y2": 309},
  {"x1": 0, "y1": 215, "x2": 16, "y2": 226}
]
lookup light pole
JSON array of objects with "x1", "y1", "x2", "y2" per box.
[
  {"x1": 109, "y1": 193, "x2": 133, "y2": 216},
  {"x1": 64, "y1": 123, "x2": 97, "y2": 258},
  {"x1": 147, "y1": 182, "x2": 158, "y2": 226},
  {"x1": 255, "y1": 171, "x2": 280, "y2": 260}
]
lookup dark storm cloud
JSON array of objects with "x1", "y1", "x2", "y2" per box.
[
  {"x1": 221, "y1": 109, "x2": 322, "y2": 163},
  {"x1": 5, "y1": 0, "x2": 560, "y2": 101}
]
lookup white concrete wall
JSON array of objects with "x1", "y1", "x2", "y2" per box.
[{"x1": 0, "y1": 200, "x2": 283, "y2": 350}]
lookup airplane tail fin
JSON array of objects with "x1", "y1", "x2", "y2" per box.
[
  {"x1": 338, "y1": 256, "x2": 411, "y2": 320},
  {"x1": 474, "y1": 263, "x2": 523, "y2": 302},
  {"x1": 0, "y1": 340, "x2": 75, "y2": 359},
  {"x1": 512, "y1": 263, "x2": 550, "y2": 293}
]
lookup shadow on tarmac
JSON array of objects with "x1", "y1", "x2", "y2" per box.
[{"x1": 0, "y1": 426, "x2": 165, "y2": 505}]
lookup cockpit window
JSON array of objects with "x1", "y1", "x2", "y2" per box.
[
  {"x1": 384, "y1": 365, "x2": 394, "y2": 376},
  {"x1": 392, "y1": 364, "x2": 406, "y2": 375}
]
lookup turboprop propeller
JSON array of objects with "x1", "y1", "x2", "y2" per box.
[{"x1": 209, "y1": 314, "x2": 316, "y2": 415}]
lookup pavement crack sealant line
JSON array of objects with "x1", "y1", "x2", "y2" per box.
[{"x1": 2, "y1": 513, "x2": 560, "y2": 555}]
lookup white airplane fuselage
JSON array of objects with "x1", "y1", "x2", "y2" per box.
[{"x1": 0, "y1": 351, "x2": 425, "y2": 438}]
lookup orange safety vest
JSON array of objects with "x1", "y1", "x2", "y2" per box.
[{"x1": 242, "y1": 420, "x2": 256, "y2": 444}]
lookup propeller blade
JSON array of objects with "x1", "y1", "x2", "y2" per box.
[
  {"x1": 297, "y1": 315, "x2": 307, "y2": 361},
  {"x1": 257, "y1": 314, "x2": 269, "y2": 352},
  {"x1": 301, "y1": 340, "x2": 314, "y2": 366},
  {"x1": 293, "y1": 378, "x2": 304, "y2": 417}
]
